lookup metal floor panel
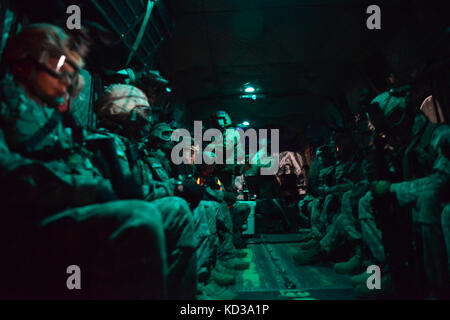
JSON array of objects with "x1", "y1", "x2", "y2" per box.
[
  {"x1": 246, "y1": 233, "x2": 310, "y2": 244},
  {"x1": 230, "y1": 234, "x2": 356, "y2": 300}
]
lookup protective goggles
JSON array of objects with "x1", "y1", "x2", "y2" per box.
[{"x1": 35, "y1": 50, "x2": 81, "y2": 84}]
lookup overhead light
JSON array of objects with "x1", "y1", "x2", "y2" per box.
[
  {"x1": 240, "y1": 93, "x2": 263, "y2": 100},
  {"x1": 242, "y1": 121, "x2": 250, "y2": 126},
  {"x1": 165, "y1": 87, "x2": 172, "y2": 92},
  {"x1": 244, "y1": 86, "x2": 255, "y2": 93}
]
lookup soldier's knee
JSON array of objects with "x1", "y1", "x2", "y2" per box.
[
  {"x1": 118, "y1": 200, "x2": 164, "y2": 235},
  {"x1": 155, "y1": 196, "x2": 191, "y2": 214},
  {"x1": 154, "y1": 197, "x2": 196, "y2": 240},
  {"x1": 171, "y1": 196, "x2": 191, "y2": 213}
]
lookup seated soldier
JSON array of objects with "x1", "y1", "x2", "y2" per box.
[
  {"x1": 0, "y1": 24, "x2": 167, "y2": 299},
  {"x1": 293, "y1": 130, "x2": 363, "y2": 265},
  {"x1": 296, "y1": 144, "x2": 334, "y2": 232},
  {"x1": 356, "y1": 88, "x2": 450, "y2": 299},
  {"x1": 148, "y1": 122, "x2": 247, "y2": 293},
  {"x1": 296, "y1": 144, "x2": 334, "y2": 235},
  {"x1": 92, "y1": 84, "x2": 198, "y2": 299},
  {"x1": 309, "y1": 122, "x2": 376, "y2": 276},
  {"x1": 94, "y1": 86, "x2": 248, "y2": 299}
]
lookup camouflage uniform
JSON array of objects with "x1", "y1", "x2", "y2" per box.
[
  {"x1": 442, "y1": 204, "x2": 450, "y2": 273},
  {"x1": 319, "y1": 152, "x2": 373, "y2": 255},
  {"x1": 311, "y1": 164, "x2": 335, "y2": 237},
  {"x1": 309, "y1": 156, "x2": 361, "y2": 240},
  {"x1": 297, "y1": 194, "x2": 315, "y2": 226},
  {"x1": 192, "y1": 200, "x2": 221, "y2": 277},
  {"x1": 204, "y1": 122, "x2": 250, "y2": 251},
  {"x1": 0, "y1": 79, "x2": 168, "y2": 299},
  {"x1": 194, "y1": 171, "x2": 238, "y2": 261},
  {"x1": 90, "y1": 126, "x2": 197, "y2": 299},
  {"x1": 387, "y1": 123, "x2": 450, "y2": 294},
  {"x1": 297, "y1": 146, "x2": 332, "y2": 228},
  {"x1": 358, "y1": 190, "x2": 385, "y2": 263},
  {"x1": 148, "y1": 145, "x2": 220, "y2": 280},
  {"x1": 148, "y1": 122, "x2": 237, "y2": 279},
  {"x1": 357, "y1": 139, "x2": 403, "y2": 264},
  {"x1": 320, "y1": 186, "x2": 365, "y2": 254},
  {"x1": 174, "y1": 165, "x2": 241, "y2": 276},
  {"x1": 144, "y1": 146, "x2": 204, "y2": 288},
  {"x1": 367, "y1": 89, "x2": 450, "y2": 296}
]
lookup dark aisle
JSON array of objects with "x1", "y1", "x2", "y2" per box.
[{"x1": 230, "y1": 234, "x2": 356, "y2": 300}]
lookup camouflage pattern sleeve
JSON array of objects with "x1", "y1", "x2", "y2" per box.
[
  {"x1": 0, "y1": 127, "x2": 108, "y2": 210},
  {"x1": 317, "y1": 165, "x2": 335, "y2": 195},
  {"x1": 97, "y1": 131, "x2": 177, "y2": 201},
  {"x1": 86, "y1": 131, "x2": 143, "y2": 200},
  {"x1": 0, "y1": 127, "x2": 35, "y2": 176},
  {"x1": 430, "y1": 124, "x2": 450, "y2": 174},
  {"x1": 141, "y1": 151, "x2": 175, "y2": 200},
  {"x1": 389, "y1": 125, "x2": 450, "y2": 222},
  {"x1": 144, "y1": 179, "x2": 175, "y2": 201}
]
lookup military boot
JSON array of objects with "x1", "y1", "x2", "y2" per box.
[
  {"x1": 232, "y1": 249, "x2": 249, "y2": 258},
  {"x1": 215, "y1": 260, "x2": 238, "y2": 276},
  {"x1": 219, "y1": 256, "x2": 250, "y2": 270},
  {"x1": 298, "y1": 237, "x2": 319, "y2": 250},
  {"x1": 293, "y1": 242, "x2": 324, "y2": 265},
  {"x1": 197, "y1": 281, "x2": 238, "y2": 300},
  {"x1": 209, "y1": 268, "x2": 236, "y2": 286},
  {"x1": 333, "y1": 253, "x2": 363, "y2": 275}
]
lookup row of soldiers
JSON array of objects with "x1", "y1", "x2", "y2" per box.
[
  {"x1": 295, "y1": 87, "x2": 450, "y2": 299},
  {"x1": 0, "y1": 23, "x2": 251, "y2": 299}
]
